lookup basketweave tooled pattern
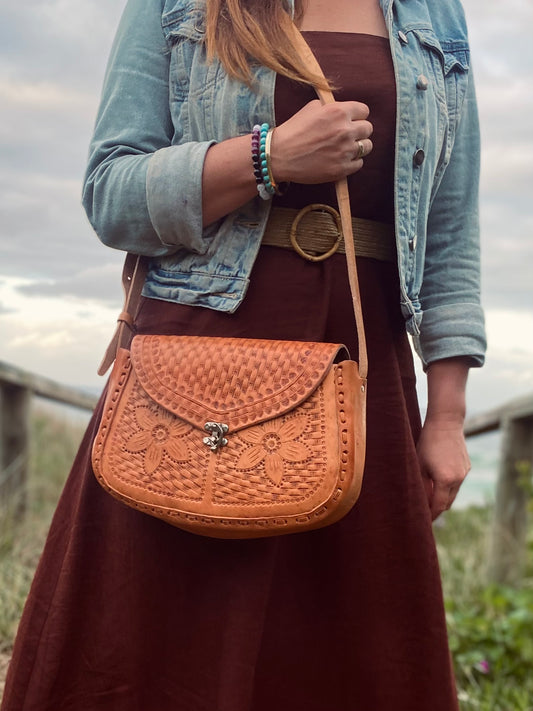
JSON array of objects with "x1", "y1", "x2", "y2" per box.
[
  {"x1": 211, "y1": 390, "x2": 327, "y2": 505},
  {"x1": 130, "y1": 335, "x2": 346, "y2": 432},
  {"x1": 93, "y1": 350, "x2": 364, "y2": 536},
  {"x1": 108, "y1": 382, "x2": 327, "y2": 506},
  {"x1": 108, "y1": 380, "x2": 210, "y2": 500}
]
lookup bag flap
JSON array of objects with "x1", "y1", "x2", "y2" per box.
[{"x1": 130, "y1": 335, "x2": 348, "y2": 432}]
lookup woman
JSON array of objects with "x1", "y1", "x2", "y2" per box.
[{"x1": 1, "y1": 0, "x2": 485, "y2": 709}]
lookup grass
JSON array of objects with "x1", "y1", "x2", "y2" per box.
[
  {"x1": 0, "y1": 406, "x2": 86, "y2": 658},
  {"x1": 1, "y1": 409, "x2": 532, "y2": 709},
  {"x1": 435, "y1": 507, "x2": 533, "y2": 711}
]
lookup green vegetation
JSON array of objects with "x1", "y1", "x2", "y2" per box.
[
  {"x1": 1, "y1": 410, "x2": 532, "y2": 709},
  {"x1": 435, "y1": 506, "x2": 533, "y2": 711},
  {"x1": 0, "y1": 408, "x2": 86, "y2": 656}
]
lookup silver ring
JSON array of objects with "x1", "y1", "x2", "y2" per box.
[{"x1": 355, "y1": 140, "x2": 365, "y2": 160}]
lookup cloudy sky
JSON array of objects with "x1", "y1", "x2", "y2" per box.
[{"x1": 0, "y1": 0, "x2": 532, "y2": 418}]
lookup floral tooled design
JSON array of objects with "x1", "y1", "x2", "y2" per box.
[
  {"x1": 236, "y1": 415, "x2": 310, "y2": 485},
  {"x1": 125, "y1": 406, "x2": 192, "y2": 475}
]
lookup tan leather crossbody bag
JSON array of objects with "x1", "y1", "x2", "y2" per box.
[{"x1": 91, "y1": 26, "x2": 368, "y2": 538}]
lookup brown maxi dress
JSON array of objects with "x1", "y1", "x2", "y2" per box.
[{"x1": 1, "y1": 33, "x2": 459, "y2": 711}]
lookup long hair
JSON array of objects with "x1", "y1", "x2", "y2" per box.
[{"x1": 205, "y1": 0, "x2": 329, "y2": 88}]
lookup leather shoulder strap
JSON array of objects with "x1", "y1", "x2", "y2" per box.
[
  {"x1": 289, "y1": 24, "x2": 368, "y2": 379},
  {"x1": 99, "y1": 25, "x2": 368, "y2": 380},
  {"x1": 98, "y1": 253, "x2": 148, "y2": 375}
]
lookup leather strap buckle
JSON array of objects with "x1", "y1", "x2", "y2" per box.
[{"x1": 289, "y1": 204, "x2": 342, "y2": 262}]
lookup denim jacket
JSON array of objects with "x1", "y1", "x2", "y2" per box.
[{"x1": 82, "y1": 0, "x2": 486, "y2": 367}]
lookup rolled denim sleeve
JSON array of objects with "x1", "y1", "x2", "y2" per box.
[
  {"x1": 82, "y1": 0, "x2": 214, "y2": 256},
  {"x1": 414, "y1": 68, "x2": 486, "y2": 368}
]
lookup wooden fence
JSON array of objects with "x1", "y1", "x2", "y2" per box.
[
  {"x1": 464, "y1": 392, "x2": 533, "y2": 585},
  {"x1": 0, "y1": 358, "x2": 531, "y2": 583},
  {"x1": 0, "y1": 360, "x2": 97, "y2": 517}
]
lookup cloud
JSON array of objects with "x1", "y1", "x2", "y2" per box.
[
  {"x1": 0, "y1": 172, "x2": 123, "y2": 283},
  {"x1": 479, "y1": 205, "x2": 533, "y2": 311},
  {"x1": 0, "y1": 77, "x2": 96, "y2": 180},
  {"x1": 17, "y1": 263, "x2": 124, "y2": 307},
  {"x1": 0, "y1": 303, "x2": 15, "y2": 316},
  {"x1": 0, "y1": 74, "x2": 98, "y2": 180},
  {"x1": 0, "y1": 316, "x2": 114, "y2": 389},
  {"x1": 0, "y1": 78, "x2": 93, "y2": 112},
  {"x1": 0, "y1": 0, "x2": 126, "y2": 93},
  {"x1": 0, "y1": 278, "x2": 121, "y2": 388},
  {"x1": 0, "y1": 1, "x2": 127, "y2": 289},
  {"x1": 464, "y1": 0, "x2": 533, "y2": 53},
  {"x1": 0, "y1": 0, "x2": 531, "y2": 414},
  {"x1": 458, "y1": 0, "x2": 533, "y2": 315}
]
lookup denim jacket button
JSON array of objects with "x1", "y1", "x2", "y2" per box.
[
  {"x1": 413, "y1": 149, "x2": 425, "y2": 166},
  {"x1": 398, "y1": 31, "x2": 409, "y2": 45},
  {"x1": 416, "y1": 74, "x2": 429, "y2": 90},
  {"x1": 409, "y1": 235, "x2": 418, "y2": 251}
]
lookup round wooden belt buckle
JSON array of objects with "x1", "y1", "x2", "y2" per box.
[{"x1": 289, "y1": 203, "x2": 343, "y2": 262}]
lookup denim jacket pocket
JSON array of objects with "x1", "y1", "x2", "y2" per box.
[
  {"x1": 410, "y1": 28, "x2": 471, "y2": 178},
  {"x1": 411, "y1": 30, "x2": 470, "y2": 120},
  {"x1": 162, "y1": 0, "x2": 206, "y2": 43},
  {"x1": 162, "y1": 1, "x2": 217, "y2": 97}
]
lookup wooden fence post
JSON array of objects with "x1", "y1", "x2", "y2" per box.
[
  {"x1": 0, "y1": 382, "x2": 31, "y2": 518},
  {"x1": 0, "y1": 360, "x2": 98, "y2": 521},
  {"x1": 486, "y1": 415, "x2": 533, "y2": 585}
]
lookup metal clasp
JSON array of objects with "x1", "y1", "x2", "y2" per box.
[{"x1": 203, "y1": 422, "x2": 229, "y2": 451}]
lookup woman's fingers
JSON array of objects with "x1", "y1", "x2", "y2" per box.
[
  {"x1": 428, "y1": 480, "x2": 463, "y2": 520},
  {"x1": 271, "y1": 100, "x2": 375, "y2": 183},
  {"x1": 344, "y1": 100, "x2": 371, "y2": 121},
  {"x1": 353, "y1": 138, "x2": 373, "y2": 161},
  {"x1": 416, "y1": 422, "x2": 471, "y2": 520}
]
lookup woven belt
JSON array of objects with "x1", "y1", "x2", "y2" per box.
[{"x1": 261, "y1": 204, "x2": 396, "y2": 263}]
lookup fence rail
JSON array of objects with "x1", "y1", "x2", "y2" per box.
[
  {"x1": 0, "y1": 360, "x2": 98, "y2": 517},
  {"x1": 1, "y1": 359, "x2": 531, "y2": 584},
  {"x1": 0, "y1": 361, "x2": 98, "y2": 411}
]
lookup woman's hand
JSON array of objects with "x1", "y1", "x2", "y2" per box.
[
  {"x1": 202, "y1": 99, "x2": 373, "y2": 225},
  {"x1": 417, "y1": 416, "x2": 471, "y2": 520},
  {"x1": 418, "y1": 358, "x2": 472, "y2": 520},
  {"x1": 271, "y1": 99, "x2": 374, "y2": 184}
]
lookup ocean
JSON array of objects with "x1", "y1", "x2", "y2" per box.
[{"x1": 456, "y1": 430, "x2": 500, "y2": 509}]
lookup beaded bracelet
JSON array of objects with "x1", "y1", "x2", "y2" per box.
[
  {"x1": 251, "y1": 124, "x2": 271, "y2": 201},
  {"x1": 259, "y1": 123, "x2": 276, "y2": 197},
  {"x1": 264, "y1": 128, "x2": 278, "y2": 192},
  {"x1": 251, "y1": 123, "x2": 288, "y2": 200}
]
